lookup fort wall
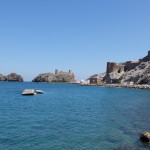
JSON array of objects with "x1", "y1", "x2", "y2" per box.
[
  {"x1": 106, "y1": 62, "x2": 125, "y2": 74},
  {"x1": 124, "y1": 59, "x2": 142, "y2": 71},
  {"x1": 106, "y1": 51, "x2": 150, "y2": 74},
  {"x1": 143, "y1": 50, "x2": 150, "y2": 61}
]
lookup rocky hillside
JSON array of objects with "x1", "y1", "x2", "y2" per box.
[
  {"x1": 104, "y1": 50, "x2": 150, "y2": 85},
  {"x1": 104, "y1": 61, "x2": 150, "y2": 85},
  {"x1": 87, "y1": 73, "x2": 106, "y2": 80},
  {"x1": 0, "y1": 73, "x2": 24, "y2": 82},
  {"x1": 123, "y1": 61, "x2": 150, "y2": 84},
  {"x1": 32, "y1": 71, "x2": 76, "y2": 83}
]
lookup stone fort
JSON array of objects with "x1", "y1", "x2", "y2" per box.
[
  {"x1": 55, "y1": 69, "x2": 73, "y2": 75},
  {"x1": 106, "y1": 50, "x2": 150, "y2": 74}
]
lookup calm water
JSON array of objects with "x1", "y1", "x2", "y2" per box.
[{"x1": 0, "y1": 82, "x2": 150, "y2": 150}]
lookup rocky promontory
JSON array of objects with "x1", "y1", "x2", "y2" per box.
[
  {"x1": 87, "y1": 50, "x2": 150, "y2": 87},
  {"x1": 104, "y1": 50, "x2": 150, "y2": 85},
  {"x1": 32, "y1": 69, "x2": 76, "y2": 83},
  {"x1": 0, "y1": 73, "x2": 24, "y2": 82}
]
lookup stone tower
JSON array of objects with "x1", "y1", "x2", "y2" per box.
[
  {"x1": 148, "y1": 50, "x2": 150, "y2": 57},
  {"x1": 143, "y1": 50, "x2": 150, "y2": 62},
  {"x1": 55, "y1": 69, "x2": 59, "y2": 75},
  {"x1": 69, "y1": 70, "x2": 72, "y2": 74}
]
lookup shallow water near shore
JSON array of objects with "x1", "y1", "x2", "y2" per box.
[{"x1": 0, "y1": 82, "x2": 150, "y2": 150}]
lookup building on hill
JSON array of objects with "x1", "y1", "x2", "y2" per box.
[
  {"x1": 143, "y1": 50, "x2": 150, "y2": 61},
  {"x1": 106, "y1": 62, "x2": 125, "y2": 75},
  {"x1": 106, "y1": 50, "x2": 150, "y2": 74},
  {"x1": 88, "y1": 73, "x2": 106, "y2": 84},
  {"x1": 124, "y1": 60, "x2": 143, "y2": 71},
  {"x1": 104, "y1": 50, "x2": 150, "y2": 84},
  {"x1": 55, "y1": 69, "x2": 73, "y2": 75},
  {"x1": 33, "y1": 69, "x2": 76, "y2": 83}
]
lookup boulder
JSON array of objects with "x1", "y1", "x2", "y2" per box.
[{"x1": 140, "y1": 131, "x2": 150, "y2": 143}]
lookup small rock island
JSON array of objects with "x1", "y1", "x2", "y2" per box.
[
  {"x1": 0, "y1": 73, "x2": 24, "y2": 82},
  {"x1": 32, "y1": 69, "x2": 76, "y2": 83}
]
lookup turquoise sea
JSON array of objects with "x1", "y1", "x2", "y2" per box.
[{"x1": 0, "y1": 82, "x2": 150, "y2": 150}]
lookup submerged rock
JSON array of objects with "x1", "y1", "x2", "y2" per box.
[{"x1": 140, "y1": 131, "x2": 150, "y2": 143}]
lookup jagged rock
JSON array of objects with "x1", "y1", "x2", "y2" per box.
[
  {"x1": 104, "y1": 72, "x2": 124, "y2": 84},
  {"x1": 140, "y1": 131, "x2": 150, "y2": 143},
  {"x1": 123, "y1": 61, "x2": 150, "y2": 84},
  {"x1": 87, "y1": 73, "x2": 106, "y2": 80},
  {"x1": 7, "y1": 73, "x2": 24, "y2": 82},
  {"x1": 32, "y1": 71, "x2": 76, "y2": 83}
]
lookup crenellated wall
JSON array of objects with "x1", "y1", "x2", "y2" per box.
[{"x1": 124, "y1": 59, "x2": 142, "y2": 71}]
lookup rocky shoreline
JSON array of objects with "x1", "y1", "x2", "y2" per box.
[{"x1": 78, "y1": 83, "x2": 150, "y2": 90}]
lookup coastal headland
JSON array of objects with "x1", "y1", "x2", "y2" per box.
[
  {"x1": 87, "y1": 50, "x2": 150, "y2": 89},
  {"x1": 0, "y1": 50, "x2": 150, "y2": 88}
]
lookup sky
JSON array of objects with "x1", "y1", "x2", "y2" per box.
[{"x1": 0, "y1": 0, "x2": 150, "y2": 81}]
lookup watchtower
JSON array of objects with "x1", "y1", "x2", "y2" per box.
[
  {"x1": 55, "y1": 69, "x2": 59, "y2": 74},
  {"x1": 69, "y1": 70, "x2": 72, "y2": 74}
]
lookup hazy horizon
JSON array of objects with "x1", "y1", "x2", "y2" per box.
[{"x1": 0, "y1": 0, "x2": 150, "y2": 81}]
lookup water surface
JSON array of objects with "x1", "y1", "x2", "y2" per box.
[{"x1": 0, "y1": 82, "x2": 150, "y2": 150}]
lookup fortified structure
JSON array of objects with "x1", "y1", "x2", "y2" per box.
[
  {"x1": 104, "y1": 50, "x2": 150, "y2": 84},
  {"x1": 106, "y1": 50, "x2": 150, "y2": 74},
  {"x1": 32, "y1": 69, "x2": 76, "y2": 83},
  {"x1": 143, "y1": 50, "x2": 150, "y2": 61},
  {"x1": 55, "y1": 69, "x2": 73, "y2": 75},
  {"x1": 106, "y1": 62, "x2": 124, "y2": 75},
  {"x1": 124, "y1": 59, "x2": 143, "y2": 71}
]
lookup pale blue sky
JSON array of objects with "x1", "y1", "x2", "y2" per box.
[{"x1": 0, "y1": 0, "x2": 150, "y2": 81}]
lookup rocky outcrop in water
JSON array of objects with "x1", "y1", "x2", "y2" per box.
[
  {"x1": 7, "y1": 73, "x2": 24, "y2": 82},
  {"x1": 140, "y1": 131, "x2": 150, "y2": 143},
  {"x1": 32, "y1": 70, "x2": 76, "y2": 83},
  {"x1": 0, "y1": 73, "x2": 24, "y2": 82}
]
